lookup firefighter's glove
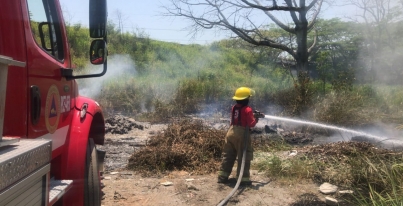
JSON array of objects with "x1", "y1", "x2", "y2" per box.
[{"x1": 253, "y1": 110, "x2": 265, "y2": 119}]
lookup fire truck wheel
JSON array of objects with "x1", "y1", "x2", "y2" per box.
[{"x1": 85, "y1": 138, "x2": 101, "y2": 206}]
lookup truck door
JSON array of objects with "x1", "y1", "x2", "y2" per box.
[{"x1": 25, "y1": 0, "x2": 73, "y2": 152}]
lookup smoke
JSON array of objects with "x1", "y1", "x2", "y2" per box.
[
  {"x1": 78, "y1": 46, "x2": 226, "y2": 115},
  {"x1": 78, "y1": 54, "x2": 136, "y2": 98},
  {"x1": 347, "y1": 0, "x2": 403, "y2": 84}
]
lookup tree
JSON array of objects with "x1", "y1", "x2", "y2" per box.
[
  {"x1": 312, "y1": 18, "x2": 362, "y2": 91},
  {"x1": 114, "y1": 9, "x2": 129, "y2": 35},
  {"x1": 165, "y1": 0, "x2": 324, "y2": 113},
  {"x1": 345, "y1": 0, "x2": 403, "y2": 83}
]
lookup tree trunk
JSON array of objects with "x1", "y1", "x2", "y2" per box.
[{"x1": 294, "y1": 0, "x2": 310, "y2": 115}]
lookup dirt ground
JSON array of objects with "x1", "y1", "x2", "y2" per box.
[
  {"x1": 100, "y1": 170, "x2": 324, "y2": 206},
  {"x1": 99, "y1": 116, "x2": 330, "y2": 206}
]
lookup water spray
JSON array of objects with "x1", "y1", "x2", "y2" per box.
[
  {"x1": 263, "y1": 115, "x2": 403, "y2": 151},
  {"x1": 263, "y1": 115, "x2": 384, "y2": 139}
]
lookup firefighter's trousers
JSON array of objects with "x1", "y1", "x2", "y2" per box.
[{"x1": 218, "y1": 125, "x2": 253, "y2": 181}]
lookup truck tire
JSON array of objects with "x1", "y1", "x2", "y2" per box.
[{"x1": 85, "y1": 138, "x2": 101, "y2": 206}]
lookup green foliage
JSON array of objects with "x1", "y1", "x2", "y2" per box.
[
  {"x1": 349, "y1": 154, "x2": 403, "y2": 205},
  {"x1": 313, "y1": 85, "x2": 403, "y2": 126},
  {"x1": 254, "y1": 153, "x2": 317, "y2": 181},
  {"x1": 312, "y1": 18, "x2": 362, "y2": 91},
  {"x1": 97, "y1": 76, "x2": 146, "y2": 115},
  {"x1": 65, "y1": 23, "x2": 91, "y2": 68}
]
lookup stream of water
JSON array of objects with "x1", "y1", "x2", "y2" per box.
[
  {"x1": 262, "y1": 115, "x2": 403, "y2": 152},
  {"x1": 263, "y1": 115, "x2": 386, "y2": 140}
]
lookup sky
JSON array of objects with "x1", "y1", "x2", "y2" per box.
[{"x1": 60, "y1": 0, "x2": 358, "y2": 45}]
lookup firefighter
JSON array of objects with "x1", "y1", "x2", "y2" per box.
[{"x1": 217, "y1": 87, "x2": 264, "y2": 186}]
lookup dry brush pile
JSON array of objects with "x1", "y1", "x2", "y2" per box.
[
  {"x1": 127, "y1": 119, "x2": 226, "y2": 176},
  {"x1": 105, "y1": 115, "x2": 144, "y2": 134}
]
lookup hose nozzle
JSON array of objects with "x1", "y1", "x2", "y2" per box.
[{"x1": 253, "y1": 110, "x2": 265, "y2": 119}]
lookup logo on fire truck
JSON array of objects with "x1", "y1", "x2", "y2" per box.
[{"x1": 45, "y1": 85, "x2": 61, "y2": 134}]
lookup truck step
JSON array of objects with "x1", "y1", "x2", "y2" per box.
[
  {"x1": 49, "y1": 179, "x2": 73, "y2": 205},
  {"x1": 0, "y1": 137, "x2": 19, "y2": 148}
]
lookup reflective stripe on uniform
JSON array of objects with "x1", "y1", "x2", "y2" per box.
[
  {"x1": 218, "y1": 171, "x2": 230, "y2": 178},
  {"x1": 241, "y1": 177, "x2": 250, "y2": 182},
  {"x1": 235, "y1": 176, "x2": 250, "y2": 182}
]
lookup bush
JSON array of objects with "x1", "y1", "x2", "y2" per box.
[{"x1": 313, "y1": 85, "x2": 385, "y2": 126}]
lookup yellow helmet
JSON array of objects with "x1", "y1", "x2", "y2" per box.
[{"x1": 232, "y1": 87, "x2": 255, "y2": 100}]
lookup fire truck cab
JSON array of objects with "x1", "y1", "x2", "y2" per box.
[{"x1": 0, "y1": 0, "x2": 107, "y2": 205}]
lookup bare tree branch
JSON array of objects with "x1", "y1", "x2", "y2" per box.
[
  {"x1": 253, "y1": 0, "x2": 295, "y2": 33},
  {"x1": 285, "y1": 0, "x2": 300, "y2": 25},
  {"x1": 308, "y1": 27, "x2": 317, "y2": 54},
  {"x1": 164, "y1": 0, "x2": 322, "y2": 79},
  {"x1": 307, "y1": 0, "x2": 319, "y2": 9},
  {"x1": 239, "y1": 0, "x2": 302, "y2": 11},
  {"x1": 308, "y1": 0, "x2": 323, "y2": 29}
]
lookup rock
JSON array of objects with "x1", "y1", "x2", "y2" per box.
[
  {"x1": 160, "y1": 181, "x2": 173, "y2": 186},
  {"x1": 113, "y1": 191, "x2": 126, "y2": 200},
  {"x1": 289, "y1": 150, "x2": 298, "y2": 156},
  {"x1": 339, "y1": 190, "x2": 353, "y2": 194},
  {"x1": 185, "y1": 178, "x2": 195, "y2": 182},
  {"x1": 110, "y1": 172, "x2": 119, "y2": 175},
  {"x1": 104, "y1": 176, "x2": 111, "y2": 180},
  {"x1": 319, "y1": 183, "x2": 338, "y2": 194},
  {"x1": 325, "y1": 197, "x2": 339, "y2": 206},
  {"x1": 187, "y1": 183, "x2": 198, "y2": 191},
  {"x1": 250, "y1": 170, "x2": 259, "y2": 175}
]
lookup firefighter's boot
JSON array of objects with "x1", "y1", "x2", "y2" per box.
[{"x1": 217, "y1": 175, "x2": 228, "y2": 184}]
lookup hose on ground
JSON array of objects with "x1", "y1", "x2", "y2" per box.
[{"x1": 217, "y1": 128, "x2": 249, "y2": 206}]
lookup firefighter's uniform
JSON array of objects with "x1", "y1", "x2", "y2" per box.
[{"x1": 218, "y1": 87, "x2": 261, "y2": 185}]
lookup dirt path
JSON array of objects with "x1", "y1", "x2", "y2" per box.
[
  {"x1": 101, "y1": 170, "x2": 324, "y2": 206},
  {"x1": 98, "y1": 118, "x2": 328, "y2": 206}
]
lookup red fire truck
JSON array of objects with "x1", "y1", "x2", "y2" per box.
[{"x1": 0, "y1": 0, "x2": 108, "y2": 205}]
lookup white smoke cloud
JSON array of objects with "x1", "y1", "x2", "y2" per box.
[{"x1": 78, "y1": 54, "x2": 136, "y2": 98}]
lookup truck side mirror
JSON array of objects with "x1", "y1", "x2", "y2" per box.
[
  {"x1": 89, "y1": 0, "x2": 107, "y2": 38},
  {"x1": 62, "y1": 0, "x2": 108, "y2": 80},
  {"x1": 90, "y1": 40, "x2": 107, "y2": 65}
]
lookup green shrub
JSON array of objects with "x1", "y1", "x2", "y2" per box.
[
  {"x1": 313, "y1": 85, "x2": 385, "y2": 126},
  {"x1": 254, "y1": 153, "x2": 317, "y2": 181}
]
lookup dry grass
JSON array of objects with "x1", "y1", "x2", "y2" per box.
[{"x1": 127, "y1": 119, "x2": 226, "y2": 176}]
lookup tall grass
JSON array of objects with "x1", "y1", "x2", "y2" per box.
[
  {"x1": 254, "y1": 154, "x2": 318, "y2": 181},
  {"x1": 253, "y1": 141, "x2": 403, "y2": 205},
  {"x1": 350, "y1": 154, "x2": 403, "y2": 205},
  {"x1": 312, "y1": 84, "x2": 403, "y2": 127}
]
